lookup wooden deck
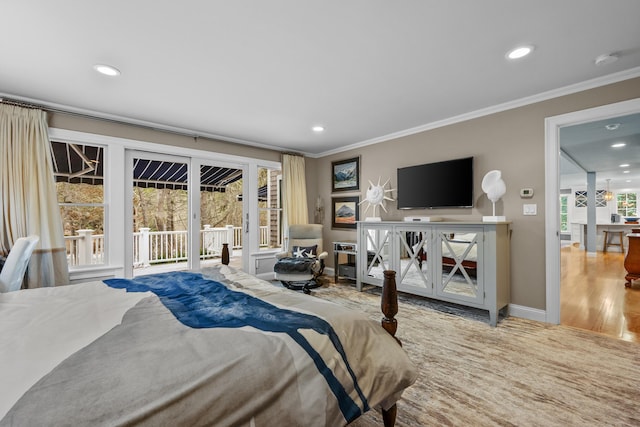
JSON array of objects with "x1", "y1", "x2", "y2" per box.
[{"x1": 133, "y1": 254, "x2": 243, "y2": 276}]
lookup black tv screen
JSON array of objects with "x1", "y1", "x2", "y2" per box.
[{"x1": 397, "y1": 157, "x2": 473, "y2": 209}]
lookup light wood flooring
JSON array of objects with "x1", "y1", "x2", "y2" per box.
[
  {"x1": 223, "y1": 252, "x2": 640, "y2": 343},
  {"x1": 561, "y1": 244, "x2": 640, "y2": 342}
]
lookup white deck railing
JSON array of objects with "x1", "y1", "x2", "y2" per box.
[
  {"x1": 64, "y1": 229, "x2": 105, "y2": 266},
  {"x1": 65, "y1": 225, "x2": 268, "y2": 267}
]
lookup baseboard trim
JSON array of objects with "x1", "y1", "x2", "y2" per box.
[
  {"x1": 324, "y1": 268, "x2": 550, "y2": 324},
  {"x1": 509, "y1": 304, "x2": 547, "y2": 323}
]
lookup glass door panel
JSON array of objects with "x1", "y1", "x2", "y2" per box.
[
  {"x1": 364, "y1": 227, "x2": 391, "y2": 282},
  {"x1": 436, "y1": 230, "x2": 482, "y2": 303},
  {"x1": 397, "y1": 228, "x2": 432, "y2": 293},
  {"x1": 199, "y1": 165, "x2": 243, "y2": 269},
  {"x1": 131, "y1": 152, "x2": 189, "y2": 276}
]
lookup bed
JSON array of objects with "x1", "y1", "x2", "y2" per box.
[{"x1": 0, "y1": 265, "x2": 416, "y2": 426}]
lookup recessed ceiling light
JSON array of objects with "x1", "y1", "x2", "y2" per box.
[
  {"x1": 623, "y1": 170, "x2": 630, "y2": 174},
  {"x1": 611, "y1": 142, "x2": 626, "y2": 148},
  {"x1": 506, "y1": 45, "x2": 535, "y2": 60},
  {"x1": 312, "y1": 126, "x2": 325, "y2": 133},
  {"x1": 627, "y1": 180, "x2": 632, "y2": 183},
  {"x1": 605, "y1": 123, "x2": 621, "y2": 131},
  {"x1": 93, "y1": 64, "x2": 121, "y2": 77},
  {"x1": 620, "y1": 164, "x2": 630, "y2": 168}
]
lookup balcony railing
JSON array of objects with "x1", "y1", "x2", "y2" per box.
[{"x1": 64, "y1": 224, "x2": 269, "y2": 268}]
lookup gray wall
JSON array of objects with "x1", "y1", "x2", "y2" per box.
[{"x1": 309, "y1": 77, "x2": 640, "y2": 310}]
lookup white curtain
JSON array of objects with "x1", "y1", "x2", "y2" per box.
[
  {"x1": 0, "y1": 104, "x2": 69, "y2": 288},
  {"x1": 282, "y1": 154, "x2": 309, "y2": 227}
]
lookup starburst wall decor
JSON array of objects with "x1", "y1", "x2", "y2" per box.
[{"x1": 359, "y1": 176, "x2": 395, "y2": 220}]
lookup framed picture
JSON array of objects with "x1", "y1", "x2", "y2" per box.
[
  {"x1": 332, "y1": 196, "x2": 360, "y2": 229},
  {"x1": 332, "y1": 157, "x2": 360, "y2": 192}
]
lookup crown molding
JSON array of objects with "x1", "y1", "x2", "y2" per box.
[
  {"x1": 310, "y1": 66, "x2": 640, "y2": 159},
  {"x1": 4, "y1": 66, "x2": 640, "y2": 160},
  {"x1": 0, "y1": 92, "x2": 287, "y2": 155}
]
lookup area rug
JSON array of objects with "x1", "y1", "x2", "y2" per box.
[{"x1": 307, "y1": 281, "x2": 640, "y2": 427}]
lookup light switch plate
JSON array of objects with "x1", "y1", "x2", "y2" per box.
[{"x1": 523, "y1": 204, "x2": 537, "y2": 215}]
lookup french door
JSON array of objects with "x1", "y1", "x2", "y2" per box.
[
  {"x1": 126, "y1": 151, "x2": 191, "y2": 276},
  {"x1": 125, "y1": 150, "x2": 251, "y2": 277},
  {"x1": 193, "y1": 158, "x2": 246, "y2": 272}
]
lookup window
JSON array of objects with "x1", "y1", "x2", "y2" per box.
[
  {"x1": 50, "y1": 141, "x2": 106, "y2": 266},
  {"x1": 199, "y1": 164, "x2": 243, "y2": 264},
  {"x1": 258, "y1": 166, "x2": 282, "y2": 250},
  {"x1": 574, "y1": 190, "x2": 587, "y2": 207},
  {"x1": 595, "y1": 190, "x2": 608, "y2": 207},
  {"x1": 617, "y1": 192, "x2": 637, "y2": 217},
  {"x1": 574, "y1": 189, "x2": 611, "y2": 208},
  {"x1": 560, "y1": 195, "x2": 568, "y2": 232}
]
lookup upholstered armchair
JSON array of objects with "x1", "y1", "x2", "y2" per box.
[{"x1": 274, "y1": 224, "x2": 328, "y2": 294}]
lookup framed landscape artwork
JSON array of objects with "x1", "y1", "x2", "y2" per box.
[
  {"x1": 332, "y1": 196, "x2": 360, "y2": 229},
  {"x1": 332, "y1": 157, "x2": 360, "y2": 192}
]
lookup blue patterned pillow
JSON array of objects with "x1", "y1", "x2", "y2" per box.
[{"x1": 292, "y1": 245, "x2": 317, "y2": 258}]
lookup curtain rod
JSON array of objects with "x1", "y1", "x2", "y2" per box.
[
  {"x1": 1, "y1": 96, "x2": 196, "y2": 138},
  {"x1": 0, "y1": 95, "x2": 291, "y2": 155},
  {"x1": 281, "y1": 151, "x2": 305, "y2": 157},
  {"x1": 0, "y1": 97, "x2": 44, "y2": 110}
]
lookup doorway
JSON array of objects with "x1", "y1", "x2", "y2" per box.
[
  {"x1": 125, "y1": 151, "x2": 250, "y2": 276},
  {"x1": 196, "y1": 160, "x2": 245, "y2": 271},
  {"x1": 127, "y1": 151, "x2": 192, "y2": 276},
  {"x1": 545, "y1": 98, "x2": 640, "y2": 336}
]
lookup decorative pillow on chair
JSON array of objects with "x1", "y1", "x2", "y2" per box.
[{"x1": 292, "y1": 245, "x2": 317, "y2": 258}]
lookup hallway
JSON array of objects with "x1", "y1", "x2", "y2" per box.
[{"x1": 561, "y1": 245, "x2": 640, "y2": 342}]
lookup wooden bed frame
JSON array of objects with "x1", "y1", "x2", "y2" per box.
[{"x1": 380, "y1": 269, "x2": 400, "y2": 427}]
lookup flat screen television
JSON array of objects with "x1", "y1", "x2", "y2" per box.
[{"x1": 397, "y1": 156, "x2": 473, "y2": 209}]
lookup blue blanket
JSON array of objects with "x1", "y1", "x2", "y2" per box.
[{"x1": 105, "y1": 271, "x2": 368, "y2": 421}]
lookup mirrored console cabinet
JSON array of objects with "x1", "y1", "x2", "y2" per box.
[{"x1": 356, "y1": 221, "x2": 511, "y2": 326}]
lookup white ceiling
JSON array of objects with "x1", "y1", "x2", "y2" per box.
[
  {"x1": 1, "y1": 1, "x2": 640, "y2": 157},
  {"x1": 560, "y1": 113, "x2": 640, "y2": 192}
]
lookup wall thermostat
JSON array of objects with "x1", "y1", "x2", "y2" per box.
[{"x1": 520, "y1": 188, "x2": 534, "y2": 198}]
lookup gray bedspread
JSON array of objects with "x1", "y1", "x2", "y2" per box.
[{"x1": 1, "y1": 266, "x2": 416, "y2": 426}]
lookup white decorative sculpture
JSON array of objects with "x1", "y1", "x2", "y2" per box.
[
  {"x1": 359, "y1": 177, "x2": 395, "y2": 221},
  {"x1": 481, "y1": 170, "x2": 506, "y2": 222}
]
